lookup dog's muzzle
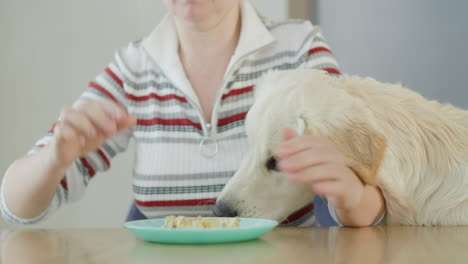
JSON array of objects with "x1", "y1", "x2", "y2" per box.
[{"x1": 212, "y1": 200, "x2": 238, "y2": 217}]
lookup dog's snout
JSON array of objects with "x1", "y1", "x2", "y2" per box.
[{"x1": 212, "y1": 200, "x2": 238, "y2": 217}]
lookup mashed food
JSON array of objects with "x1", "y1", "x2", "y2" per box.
[{"x1": 164, "y1": 216, "x2": 241, "y2": 228}]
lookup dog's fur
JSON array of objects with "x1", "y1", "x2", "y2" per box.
[{"x1": 216, "y1": 69, "x2": 468, "y2": 225}]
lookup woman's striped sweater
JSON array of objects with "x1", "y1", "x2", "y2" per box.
[{"x1": 0, "y1": 0, "x2": 340, "y2": 226}]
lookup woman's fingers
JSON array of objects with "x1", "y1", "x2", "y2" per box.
[
  {"x1": 54, "y1": 120, "x2": 85, "y2": 146},
  {"x1": 74, "y1": 100, "x2": 136, "y2": 136},
  {"x1": 286, "y1": 163, "x2": 340, "y2": 184},
  {"x1": 282, "y1": 127, "x2": 297, "y2": 141},
  {"x1": 96, "y1": 99, "x2": 136, "y2": 132},
  {"x1": 51, "y1": 100, "x2": 135, "y2": 164},
  {"x1": 76, "y1": 102, "x2": 117, "y2": 136},
  {"x1": 93, "y1": 99, "x2": 127, "y2": 121},
  {"x1": 60, "y1": 107, "x2": 96, "y2": 139},
  {"x1": 278, "y1": 148, "x2": 336, "y2": 173},
  {"x1": 275, "y1": 130, "x2": 328, "y2": 159},
  {"x1": 117, "y1": 114, "x2": 138, "y2": 131}
]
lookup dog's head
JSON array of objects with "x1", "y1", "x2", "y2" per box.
[{"x1": 213, "y1": 69, "x2": 387, "y2": 222}]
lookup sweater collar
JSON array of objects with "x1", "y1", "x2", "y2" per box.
[{"x1": 142, "y1": 0, "x2": 275, "y2": 106}]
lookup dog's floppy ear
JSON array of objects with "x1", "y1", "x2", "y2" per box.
[{"x1": 328, "y1": 123, "x2": 387, "y2": 186}]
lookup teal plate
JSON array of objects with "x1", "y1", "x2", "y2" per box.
[{"x1": 124, "y1": 217, "x2": 278, "y2": 244}]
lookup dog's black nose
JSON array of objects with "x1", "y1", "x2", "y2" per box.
[{"x1": 212, "y1": 200, "x2": 238, "y2": 217}]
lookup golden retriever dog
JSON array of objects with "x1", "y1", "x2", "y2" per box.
[{"x1": 214, "y1": 69, "x2": 468, "y2": 226}]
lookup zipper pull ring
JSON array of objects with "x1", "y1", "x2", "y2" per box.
[{"x1": 199, "y1": 136, "x2": 219, "y2": 158}]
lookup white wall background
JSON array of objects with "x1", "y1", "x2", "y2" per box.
[
  {"x1": 316, "y1": 0, "x2": 468, "y2": 108},
  {"x1": 0, "y1": 0, "x2": 287, "y2": 230}
]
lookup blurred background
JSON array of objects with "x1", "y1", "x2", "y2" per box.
[
  {"x1": 1, "y1": 0, "x2": 467, "y2": 229},
  {"x1": 316, "y1": 0, "x2": 468, "y2": 108}
]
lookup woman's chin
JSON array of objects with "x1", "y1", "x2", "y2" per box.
[{"x1": 177, "y1": 12, "x2": 224, "y2": 31}]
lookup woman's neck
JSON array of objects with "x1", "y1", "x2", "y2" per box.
[{"x1": 175, "y1": 5, "x2": 241, "y2": 64}]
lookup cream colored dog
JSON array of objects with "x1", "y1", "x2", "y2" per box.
[{"x1": 215, "y1": 69, "x2": 468, "y2": 226}]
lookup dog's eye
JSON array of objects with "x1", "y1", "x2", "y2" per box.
[{"x1": 266, "y1": 157, "x2": 278, "y2": 171}]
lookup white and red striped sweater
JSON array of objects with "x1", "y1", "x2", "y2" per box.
[{"x1": 0, "y1": 0, "x2": 340, "y2": 226}]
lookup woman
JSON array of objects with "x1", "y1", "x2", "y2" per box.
[{"x1": 1, "y1": 0, "x2": 385, "y2": 227}]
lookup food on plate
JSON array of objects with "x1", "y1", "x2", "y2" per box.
[{"x1": 163, "y1": 216, "x2": 241, "y2": 228}]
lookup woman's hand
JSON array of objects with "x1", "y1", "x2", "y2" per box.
[
  {"x1": 1, "y1": 99, "x2": 137, "y2": 220},
  {"x1": 274, "y1": 128, "x2": 385, "y2": 226},
  {"x1": 51, "y1": 100, "x2": 137, "y2": 166},
  {"x1": 275, "y1": 128, "x2": 365, "y2": 211}
]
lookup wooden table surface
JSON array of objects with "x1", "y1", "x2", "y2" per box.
[{"x1": 1, "y1": 226, "x2": 468, "y2": 264}]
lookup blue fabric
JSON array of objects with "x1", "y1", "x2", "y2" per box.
[
  {"x1": 313, "y1": 196, "x2": 339, "y2": 226},
  {"x1": 126, "y1": 197, "x2": 339, "y2": 226},
  {"x1": 126, "y1": 202, "x2": 147, "y2": 222}
]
